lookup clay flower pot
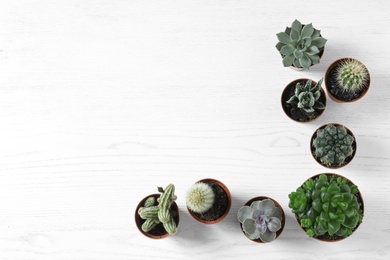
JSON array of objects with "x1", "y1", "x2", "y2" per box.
[
  {"x1": 281, "y1": 78, "x2": 326, "y2": 123},
  {"x1": 186, "y1": 178, "x2": 231, "y2": 224},
  {"x1": 310, "y1": 123, "x2": 357, "y2": 169},
  {"x1": 325, "y1": 58, "x2": 370, "y2": 102},
  {"x1": 292, "y1": 173, "x2": 364, "y2": 242},
  {"x1": 135, "y1": 194, "x2": 180, "y2": 239},
  {"x1": 238, "y1": 196, "x2": 285, "y2": 243}
]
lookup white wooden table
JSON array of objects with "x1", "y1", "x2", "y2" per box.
[{"x1": 1, "y1": 0, "x2": 390, "y2": 259}]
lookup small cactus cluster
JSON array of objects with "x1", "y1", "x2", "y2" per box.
[
  {"x1": 186, "y1": 182, "x2": 215, "y2": 214},
  {"x1": 288, "y1": 174, "x2": 363, "y2": 238},
  {"x1": 312, "y1": 124, "x2": 355, "y2": 168},
  {"x1": 138, "y1": 184, "x2": 178, "y2": 235},
  {"x1": 336, "y1": 59, "x2": 369, "y2": 94},
  {"x1": 237, "y1": 199, "x2": 283, "y2": 242},
  {"x1": 286, "y1": 78, "x2": 325, "y2": 113},
  {"x1": 276, "y1": 19, "x2": 327, "y2": 69}
]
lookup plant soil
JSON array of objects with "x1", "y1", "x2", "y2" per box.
[
  {"x1": 325, "y1": 63, "x2": 367, "y2": 102},
  {"x1": 192, "y1": 180, "x2": 229, "y2": 222},
  {"x1": 281, "y1": 79, "x2": 326, "y2": 122}
]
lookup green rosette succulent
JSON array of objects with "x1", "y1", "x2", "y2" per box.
[
  {"x1": 237, "y1": 199, "x2": 283, "y2": 243},
  {"x1": 288, "y1": 174, "x2": 363, "y2": 239},
  {"x1": 276, "y1": 19, "x2": 327, "y2": 69},
  {"x1": 286, "y1": 79, "x2": 325, "y2": 113},
  {"x1": 312, "y1": 124, "x2": 355, "y2": 168}
]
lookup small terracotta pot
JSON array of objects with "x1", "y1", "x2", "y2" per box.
[
  {"x1": 325, "y1": 58, "x2": 370, "y2": 102},
  {"x1": 239, "y1": 196, "x2": 285, "y2": 243},
  {"x1": 294, "y1": 173, "x2": 364, "y2": 242},
  {"x1": 135, "y1": 194, "x2": 180, "y2": 239},
  {"x1": 187, "y1": 178, "x2": 232, "y2": 224},
  {"x1": 310, "y1": 123, "x2": 357, "y2": 169},
  {"x1": 281, "y1": 78, "x2": 327, "y2": 123}
]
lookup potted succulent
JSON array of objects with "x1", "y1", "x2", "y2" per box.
[
  {"x1": 325, "y1": 58, "x2": 370, "y2": 102},
  {"x1": 135, "y1": 184, "x2": 179, "y2": 239},
  {"x1": 311, "y1": 123, "x2": 356, "y2": 169},
  {"x1": 281, "y1": 78, "x2": 326, "y2": 122},
  {"x1": 288, "y1": 173, "x2": 364, "y2": 241},
  {"x1": 276, "y1": 19, "x2": 327, "y2": 69},
  {"x1": 186, "y1": 178, "x2": 231, "y2": 224},
  {"x1": 237, "y1": 196, "x2": 285, "y2": 243}
]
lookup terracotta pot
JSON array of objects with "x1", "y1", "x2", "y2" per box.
[
  {"x1": 281, "y1": 78, "x2": 327, "y2": 123},
  {"x1": 294, "y1": 173, "x2": 364, "y2": 242},
  {"x1": 310, "y1": 123, "x2": 357, "y2": 169},
  {"x1": 325, "y1": 58, "x2": 370, "y2": 102},
  {"x1": 135, "y1": 193, "x2": 180, "y2": 239},
  {"x1": 239, "y1": 196, "x2": 285, "y2": 243},
  {"x1": 187, "y1": 178, "x2": 232, "y2": 224}
]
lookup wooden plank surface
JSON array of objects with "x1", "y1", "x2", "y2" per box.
[{"x1": 0, "y1": 0, "x2": 389, "y2": 259}]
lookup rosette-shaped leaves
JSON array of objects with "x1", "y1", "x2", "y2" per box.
[
  {"x1": 276, "y1": 19, "x2": 327, "y2": 69},
  {"x1": 312, "y1": 124, "x2": 354, "y2": 168},
  {"x1": 286, "y1": 79, "x2": 325, "y2": 113},
  {"x1": 288, "y1": 174, "x2": 363, "y2": 238},
  {"x1": 237, "y1": 199, "x2": 283, "y2": 242}
]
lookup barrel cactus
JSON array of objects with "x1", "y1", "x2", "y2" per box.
[
  {"x1": 237, "y1": 199, "x2": 283, "y2": 243},
  {"x1": 276, "y1": 19, "x2": 327, "y2": 69},
  {"x1": 288, "y1": 174, "x2": 363, "y2": 239},
  {"x1": 286, "y1": 78, "x2": 325, "y2": 113},
  {"x1": 312, "y1": 124, "x2": 355, "y2": 168},
  {"x1": 186, "y1": 182, "x2": 215, "y2": 214},
  {"x1": 336, "y1": 59, "x2": 369, "y2": 94},
  {"x1": 138, "y1": 184, "x2": 178, "y2": 235}
]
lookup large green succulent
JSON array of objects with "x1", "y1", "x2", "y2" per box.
[
  {"x1": 312, "y1": 124, "x2": 355, "y2": 168},
  {"x1": 237, "y1": 199, "x2": 283, "y2": 242},
  {"x1": 276, "y1": 19, "x2": 327, "y2": 69},
  {"x1": 288, "y1": 174, "x2": 363, "y2": 238},
  {"x1": 286, "y1": 78, "x2": 325, "y2": 113}
]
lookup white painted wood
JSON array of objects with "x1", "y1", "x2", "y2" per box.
[{"x1": 1, "y1": 0, "x2": 389, "y2": 259}]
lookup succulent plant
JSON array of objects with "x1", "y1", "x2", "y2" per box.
[
  {"x1": 138, "y1": 184, "x2": 178, "y2": 235},
  {"x1": 335, "y1": 59, "x2": 369, "y2": 93},
  {"x1": 312, "y1": 124, "x2": 355, "y2": 168},
  {"x1": 186, "y1": 182, "x2": 215, "y2": 214},
  {"x1": 237, "y1": 199, "x2": 283, "y2": 242},
  {"x1": 288, "y1": 174, "x2": 363, "y2": 238},
  {"x1": 286, "y1": 78, "x2": 325, "y2": 113},
  {"x1": 276, "y1": 19, "x2": 327, "y2": 69}
]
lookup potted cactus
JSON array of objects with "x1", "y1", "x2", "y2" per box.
[
  {"x1": 135, "y1": 184, "x2": 179, "y2": 239},
  {"x1": 237, "y1": 196, "x2": 285, "y2": 243},
  {"x1": 276, "y1": 19, "x2": 327, "y2": 69},
  {"x1": 288, "y1": 173, "x2": 364, "y2": 241},
  {"x1": 186, "y1": 178, "x2": 231, "y2": 224},
  {"x1": 311, "y1": 123, "x2": 356, "y2": 169},
  {"x1": 325, "y1": 58, "x2": 370, "y2": 102},
  {"x1": 281, "y1": 78, "x2": 326, "y2": 122}
]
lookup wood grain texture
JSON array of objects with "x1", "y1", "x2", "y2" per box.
[{"x1": 1, "y1": 0, "x2": 390, "y2": 259}]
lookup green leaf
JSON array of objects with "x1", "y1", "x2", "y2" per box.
[
  {"x1": 306, "y1": 46, "x2": 320, "y2": 55},
  {"x1": 312, "y1": 37, "x2": 327, "y2": 48},
  {"x1": 335, "y1": 226, "x2": 348, "y2": 237},
  {"x1": 312, "y1": 199, "x2": 323, "y2": 212},
  {"x1": 303, "y1": 37, "x2": 312, "y2": 47},
  {"x1": 294, "y1": 49, "x2": 303, "y2": 59},
  {"x1": 308, "y1": 54, "x2": 320, "y2": 64},
  {"x1": 286, "y1": 95, "x2": 298, "y2": 104},
  {"x1": 343, "y1": 216, "x2": 359, "y2": 229},
  {"x1": 243, "y1": 219, "x2": 256, "y2": 234},
  {"x1": 290, "y1": 29, "x2": 299, "y2": 41},
  {"x1": 314, "y1": 101, "x2": 325, "y2": 110},
  {"x1": 237, "y1": 206, "x2": 253, "y2": 223},
  {"x1": 299, "y1": 54, "x2": 311, "y2": 69},
  {"x1": 321, "y1": 191, "x2": 331, "y2": 203},
  {"x1": 282, "y1": 54, "x2": 295, "y2": 67},
  {"x1": 301, "y1": 23, "x2": 314, "y2": 37},
  {"x1": 280, "y1": 45, "x2": 295, "y2": 56},
  {"x1": 312, "y1": 29, "x2": 321, "y2": 39},
  {"x1": 291, "y1": 19, "x2": 302, "y2": 32},
  {"x1": 306, "y1": 228, "x2": 315, "y2": 237},
  {"x1": 328, "y1": 220, "x2": 341, "y2": 236},
  {"x1": 301, "y1": 218, "x2": 313, "y2": 228},
  {"x1": 322, "y1": 202, "x2": 330, "y2": 212},
  {"x1": 277, "y1": 32, "x2": 291, "y2": 44},
  {"x1": 338, "y1": 202, "x2": 348, "y2": 211},
  {"x1": 275, "y1": 42, "x2": 285, "y2": 51}
]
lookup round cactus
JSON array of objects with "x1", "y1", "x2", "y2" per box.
[
  {"x1": 336, "y1": 59, "x2": 369, "y2": 93},
  {"x1": 186, "y1": 182, "x2": 215, "y2": 214},
  {"x1": 312, "y1": 124, "x2": 355, "y2": 168}
]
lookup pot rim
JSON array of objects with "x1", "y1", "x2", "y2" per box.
[{"x1": 186, "y1": 178, "x2": 232, "y2": 224}]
